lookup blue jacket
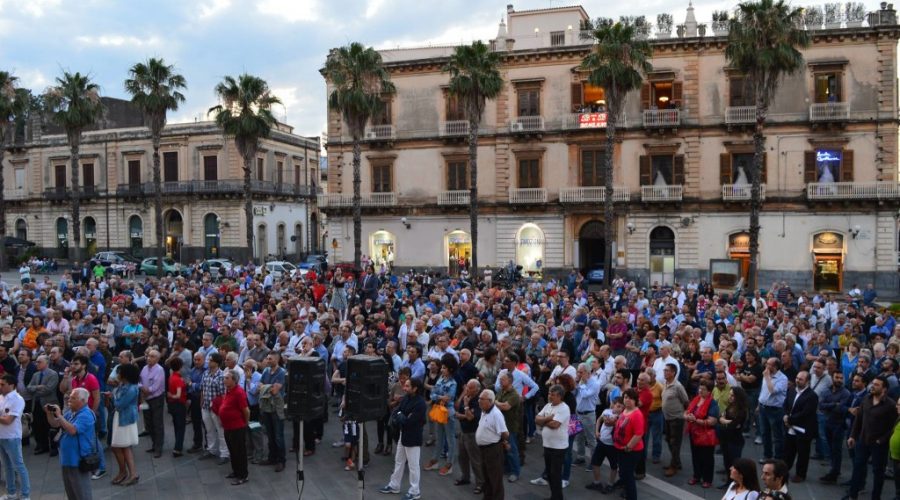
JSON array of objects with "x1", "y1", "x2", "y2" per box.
[
  {"x1": 113, "y1": 383, "x2": 140, "y2": 426},
  {"x1": 397, "y1": 394, "x2": 426, "y2": 448}
]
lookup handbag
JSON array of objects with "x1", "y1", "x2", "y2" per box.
[
  {"x1": 567, "y1": 414, "x2": 584, "y2": 436},
  {"x1": 428, "y1": 402, "x2": 448, "y2": 424},
  {"x1": 686, "y1": 395, "x2": 719, "y2": 447}
]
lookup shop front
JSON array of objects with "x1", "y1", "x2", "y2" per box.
[
  {"x1": 516, "y1": 223, "x2": 545, "y2": 277},
  {"x1": 728, "y1": 232, "x2": 751, "y2": 283},
  {"x1": 446, "y1": 230, "x2": 471, "y2": 276},
  {"x1": 649, "y1": 226, "x2": 675, "y2": 287},
  {"x1": 129, "y1": 216, "x2": 143, "y2": 257},
  {"x1": 370, "y1": 230, "x2": 396, "y2": 269},
  {"x1": 812, "y1": 231, "x2": 844, "y2": 292}
]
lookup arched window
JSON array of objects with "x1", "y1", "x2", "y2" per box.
[
  {"x1": 294, "y1": 223, "x2": 303, "y2": 259},
  {"x1": 276, "y1": 223, "x2": 286, "y2": 259},
  {"x1": 649, "y1": 226, "x2": 676, "y2": 287},
  {"x1": 56, "y1": 218, "x2": 69, "y2": 257},
  {"x1": 129, "y1": 216, "x2": 143, "y2": 257},
  {"x1": 257, "y1": 224, "x2": 268, "y2": 260},
  {"x1": 14, "y1": 219, "x2": 26, "y2": 241},
  {"x1": 83, "y1": 217, "x2": 97, "y2": 256}
]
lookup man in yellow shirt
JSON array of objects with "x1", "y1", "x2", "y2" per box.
[{"x1": 646, "y1": 367, "x2": 665, "y2": 464}]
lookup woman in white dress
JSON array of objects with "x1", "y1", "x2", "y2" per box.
[
  {"x1": 110, "y1": 363, "x2": 141, "y2": 486},
  {"x1": 721, "y1": 457, "x2": 761, "y2": 500}
]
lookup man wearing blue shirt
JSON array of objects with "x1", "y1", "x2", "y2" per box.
[
  {"x1": 758, "y1": 357, "x2": 789, "y2": 460},
  {"x1": 494, "y1": 354, "x2": 539, "y2": 399},
  {"x1": 401, "y1": 345, "x2": 426, "y2": 381},
  {"x1": 574, "y1": 364, "x2": 601, "y2": 463},
  {"x1": 47, "y1": 387, "x2": 95, "y2": 500}
]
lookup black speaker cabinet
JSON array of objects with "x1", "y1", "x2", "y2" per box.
[
  {"x1": 345, "y1": 355, "x2": 389, "y2": 422},
  {"x1": 286, "y1": 356, "x2": 327, "y2": 421}
]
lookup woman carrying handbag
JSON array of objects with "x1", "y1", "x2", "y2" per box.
[{"x1": 685, "y1": 379, "x2": 720, "y2": 488}]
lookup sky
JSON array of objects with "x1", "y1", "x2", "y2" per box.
[{"x1": 1, "y1": 0, "x2": 762, "y2": 139}]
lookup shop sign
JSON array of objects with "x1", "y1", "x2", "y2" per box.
[
  {"x1": 813, "y1": 232, "x2": 843, "y2": 252},
  {"x1": 448, "y1": 234, "x2": 470, "y2": 244},
  {"x1": 517, "y1": 238, "x2": 545, "y2": 246},
  {"x1": 253, "y1": 206, "x2": 267, "y2": 216},
  {"x1": 578, "y1": 112, "x2": 608, "y2": 128},
  {"x1": 130, "y1": 232, "x2": 143, "y2": 238},
  {"x1": 374, "y1": 239, "x2": 393, "y2": 246}
]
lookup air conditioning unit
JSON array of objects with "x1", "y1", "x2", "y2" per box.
[
  {"x1": 511, "y1": 122, "x2": 524, "y2": 132},
  {"x1": 365, "y1": 131, "x2": 378, "y2": 139}
]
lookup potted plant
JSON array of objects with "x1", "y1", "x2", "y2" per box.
[
  {"x1": 657, "y1": 13, "x2": 674, "y2": 38},
  {"x1": 698, "y1": 23, "x2": 707, "y2": 37},
  {"x1": 634, "y1": 15, "x2": 652, "y2": 39},
  {"x1": 825, "y1": 2, "x2": 843, "y2": 27},
  {"x1": 712, "y1": 10, "x2": 730, "y2": 35},
  {"x1": 805, "y1": 5, "x2": 824, "y2": 29},
  {"x1": 845, "y1": 1, "x2": 866, "y2": 26},
  {"x1": 676, "y1": 23, "x2": 686, "y2": 37}
]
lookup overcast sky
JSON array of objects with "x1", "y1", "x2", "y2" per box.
[{"x1": 2, "y1": 0, "x2": 793, "y2": 139}]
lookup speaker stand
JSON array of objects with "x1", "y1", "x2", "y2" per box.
[
  {"x1": 357, "y1": 422, "x2": 365, "y2": 500},
  {"x1": 296, "y1": 420, "x2": 305, "y2": 499}
]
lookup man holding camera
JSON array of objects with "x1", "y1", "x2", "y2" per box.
[{"x1": 45, "y1": 387, "x2": 95, "y2": 500}]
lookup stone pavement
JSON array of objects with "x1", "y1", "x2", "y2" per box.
[{"x1": 16, "y1": 411, "x2": 860, "y2": 500}]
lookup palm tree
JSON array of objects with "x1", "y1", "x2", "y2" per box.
[
  {"x1": 727, "y1": 0, "x2": 809, "y2": 291},
  {"x1": 43, "y1": 71, "x2": 104, "y2": 264},
  {"x1": 209, "y1": 74, "x2": 280, "y2": 261},
  {"x1": 323, "y1": 42, "x2": 395, "y2": 269},
  {"x1": 444, "y1": 41, "x2": 503, "y2": 277},
  {"x1": 580, "y1": 18, "x2": 653, "y2": 286},
  {"x1": 0, "y1": 71, "x2": 27, "y2": 271},
  {"x1": 125, "y1": 58, "x2": 187, "y2": 277}
]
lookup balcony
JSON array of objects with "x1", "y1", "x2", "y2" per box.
[
  {"x1": 562, "y1": 112, "x2": 627, "y2": 130},
  {"x1": 641, "y1": 185, "x2": 683, "y2": 202},
  {"x1": 722, "y1": 184, "x2": 766, "y2": 201},
  {"x1": 116, "y1": 180, "x2": 316, "y2": 198},
  {"x1": 2, "y1": 190, "x2": 28, "y2": 200},
  {"x1": 509, "y1": 116, "x2": 544, "y2": 133},
  {"x1": 643, "y1": 109, "x2": 680, "y2": 128},
  {"x1": 437, "y1": 190, "x2": 470, "y2": 205},
  {"x1": 725, "y1": 106, "x2": 756, "y2": 125},
  {"x1": 364, "y1": 124, "x2": 396, "y2": 140},
  {"x1": 43, "y1": 187, "x2": 69, "y2": 201},
  {"x1": 439, "y1": 120, "x2": 468, "y2": 137},
  {"x1": 508, "y1": 188, "x2": 548, "y2": 204},
  {"x1": 559, "y1": 186, "x2": 630, "y2": 203},
  {"x1": 807, "y1": 182, "x2": 900, "y2": 200},
  {"x1": 810, "y1": 102, "x2": 850, "y2": 122},
  {"x1": 317, "y1": 192, "x2": 397, "y2": 207}
]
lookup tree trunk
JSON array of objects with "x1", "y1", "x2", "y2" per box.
[
  {"x1": 70, "y1": 141, "x2": 82, "y2": 265},
  {"x1": 748, "y1": 109, "x2": 766, "y2": 293},
  {"x1": 352, "y1": 139, "x2": 362, "y2": 269},
  {"x1": 152, "y1": 136, "x2": 164, "y2": 277},
  {"x1": 244, "y1": 155, "x2": 254, "y2": 263},
  {"x1": 603, "y1": 121, "x2": 616, "y2": 287},
  {"x1": 468, "y1": 117, "x2": 479, "y2": 278},
  {"x1": 0, "y1": 137, "x2": 6, "y2": 272}
]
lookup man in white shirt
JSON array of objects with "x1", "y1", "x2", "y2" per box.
[
  {"x1": 532, "y1": 384, "x2": 570, "y2": 497},
  {"x1": 476, "y1": 389, "x2": 509, "y2": 500},
  {"x1": 547, "y1": 351, "x2": 576, "y2": 386},
  {"x1": 0, "y1": 373, "x2": 31, "y2": 499},
  {"x1": 133, "y1": 288, "x2": 150, "y2": 309},
  {"x1": 652, "y1": 342, "x2": 681, "y2": 380}
]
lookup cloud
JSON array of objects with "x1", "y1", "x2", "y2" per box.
[
  {"x1": 364, "y1": 0, "x2": 386, "y2": 20},
  {"x1": 0, "y1": 0, "x2": 61, "y2": 18},
  {"x1": 256, "y1": 0, "x2": 321, "y2": 23},
  {"x1": 74, "y1": 34, "x2": 163, "y2": 48},
  {"x1": 198, "y1": 0, "x2": 231, "y2": 19},
  {"x1": 14, "y1": 69, "x2": 49, "y2": 90}
]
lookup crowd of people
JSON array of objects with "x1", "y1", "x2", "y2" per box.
[{"x1": 0, "y1": 261, "x2": 897, "y2": 500}]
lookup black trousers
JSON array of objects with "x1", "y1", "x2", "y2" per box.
[
  {"x1": 543, "y1": 447, "x2": 566, "y2": 500},
  {"x1": 784, "y1": 434, "x2": 812, "y2": 479},
  {"x1": 33, "y1": 402, "x2": 52, "y2": 451},
  {"x1": 664, "y1": 418, "x2": 684, "y2": 468},
  {"x1": 224, "y1": 427, "x2": 249, "y2": 480},
  {"x1": 479, "y1": 442, "x2": 505, "y2": 500},
  {"x1": 144, "y1": 395, "x2": 165, "y2": 452},
  {"x1": 689, "y1": 443, "x2": 715, "y2": 483},
  {"x1": 721, "y1": 434, "x2": 745, "y2": 472},
  {"x1": 168, "y1": 401, "x2": 187, "y2": 452},
  {"x1": 189, "y1": 393, "x2": 203, "y2": 448}
]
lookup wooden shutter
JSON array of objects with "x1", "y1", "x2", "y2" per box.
[
  {"x1": 673, "y1": 155, "x2": 685, "y2": 185},
  {"x1": 571, "y1": 83, "x2": 583, "y2": 111},
  {"x1": 204, "y1": 156, "x2": 217, "y2": 181},
  {"x1": 55, "y1": 165, "x2": 66, "y2": 189},
  {"x1": 640, "y1": 83, "x2": 651, "y2": 110},
  {"x1": 82, "y1": 163, "x2": 94, "y2": 188},
  {"x1": 163, "y1": 152, "x2": 178, "y2": 182},
  {"x1": 639, "y1": 155, "x2": 651, "y2": 185},
  {"x1": 803, "y1": 151, "x2": 817, "y2": 183},
  {"x1": 256, "y1": 157, "x2": 264, "y2": 181},
  {"x1": 720, "y1": 153, "x2": 732, "y2": 184},
  {"x1": 840, "y1": 150, "x2": 854, "y2": 182},
  {"x1": 128, "y1": 160, "x2": 141, "y2": 186},
  {"x1": 673, "y1": 81, "x2": 683, "y2": 107},
  {"x1": 761, "y1": 153, "x2": 768, "y2": 183}
]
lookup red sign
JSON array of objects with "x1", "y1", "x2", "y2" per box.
[{"x1": 578, "y1": 112, "x2": 608, "y2": 128}]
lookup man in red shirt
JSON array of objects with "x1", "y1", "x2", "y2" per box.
[{"x1": 635, "y1": 372, "x2": 654, "y2": 480}]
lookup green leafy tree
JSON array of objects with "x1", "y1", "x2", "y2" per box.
[
  {"x1": 209, "y1": 74, "x2": 280, "y2": 261},
  {"x1": 580, "y1": 18, "x2": 652, "y2": 286},
  {"x1": 0, "y1": 72, "x2": 28, "y2": 270},
  {"x1": 726, "y1": 0, "x2": 809, "y2": 290},
  {"x1": 43, "y1": 71, "x2": 104, "y2": 264},
  {"x1": 323, "y1": 42, "x2": 395, "y2": 268},
  {"x1": 444, "y1": 41, "x2": 503, "y2": 276},
  {"x1": 125, "y1": 58, "x2": 186, "y2": 276}
]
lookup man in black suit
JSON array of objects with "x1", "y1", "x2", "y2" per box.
[
  {"x1": 361, "y1": 265, "x2": 380, "y2": 303},
  {"x1": 782, "y1": 370, "x2": 819, "y2": 482}
]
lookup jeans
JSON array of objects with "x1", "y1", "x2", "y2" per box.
[
  {"x1": 388, "y1": 444, "x2": 421, "y2": 496},
  {"x1": 168, "y1": 401, "x2": 187, "y2": 452},
  {"x1": 189, "y1": 393, "x2": 203, "y2": 448},
  {"x1": 648, "y1": 411, "x2": 663, "y2": 460},
  {"x1": 824, "y1": 422, "x2": 846, "y2": 475},
  {"x1": 503, "y1": 431, "x2": 521, "y2": 477},
  {"x1": 202, "y1": 408, "x2": 228, "y2": 458},
  {"x1": 563, "y1": 434, "x2": 575, "y2": 481},
  {"x1": 618, "y1": 449, "x2": 640, "y2": 500},
  {"x1": 260, "y1": 411, "x2": 285, "y2": 464},
  {"x1": 815, "y1": 412, "x2": 830, "y2": 459},
  {"x1": 848, "y1": 440, "x2": 889, "y2": 499},
  {"x1": 524, "y1": 398, "x2": 537, "y2": 438},
  {"x1": 543, "y1": 447, "x2": 566, "y2": 500},
  {"x1": 0, "y1": 438, "x2": 30, "y2": 497},
  {"x1": 759, "y1": 405, "x2": 784, "y2": 459},
  {"x1": 431, "y1": 417, "x2": 456, "y2": 465},
  {"x1": 574, "y1": 411, "x2": 597, "y2": 460}
]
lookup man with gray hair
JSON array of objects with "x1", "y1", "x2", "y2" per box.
[
  {"x1": 476, "y1": 388, "x2": 509, "y2": 500},
  {"x1": 26, "y1": 354, "x2": 59, "y2": 455},
  {"x1": 46, "y1": 386, "x2": 94, "y2": 500},
  {"x1": 139, "y1": 349, "x2": 165, "y2": 457},
  {"x1": 455, "y1": 379, "x2": 484, "y2": 492},
  {"x1": 574, "y1": 363, "x2": 600, "y2": 467}
]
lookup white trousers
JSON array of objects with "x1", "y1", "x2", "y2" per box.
[
  {"x1": 201, "y1": 408, "x2": 229, "y2": 458},
  {"x1": 388, "y1": 443, "x2": 421, "y2": 496}
]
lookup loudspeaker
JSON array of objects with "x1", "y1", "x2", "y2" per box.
[
  {"x1": 345, "y1": 355, "x2": 389, "y2": 422},
  {"x1": 286, "y1": 356, "x2": 327, "y2": 421}
]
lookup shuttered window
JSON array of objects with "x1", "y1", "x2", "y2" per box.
[
  {"x1": 804, "y1": 149, "x2": 853, "y2": 183},
  {"x1": 580, "y1": 150, "x2": 605, "y2": 186},
  {"x1": 447, "y1": 160, "x2": 468, "y2": 190},
  {"x1": 163, "y1": 152, "x2": 178, "y2": 182},
  {"x1": 517, "y1": 88, "x2": 540, "y2": 116},
  {"x1": 639, "y1": 154, "x2": 685, "y2": 185},
  {"x1": 373, "y1": 163, "x2": 392, "y2": 192},
  {"x1": 518, "y1": 158, "x2": 541, "y2": 188}
]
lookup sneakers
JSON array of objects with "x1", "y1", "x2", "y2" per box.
[
  {"x1": 562, "y1": 480, "x2": 569, "y2": 488},
  {"x1": 754, "y1": 437, "x2": 763, "y2": 445},
  {"x1": 423, "y1": 459, "x2": 439, "y2": 471},
  {"x1": 401, "y1": 493, "x2": 421, "y2": 500},
  {"x1": 530, "y1": 477, "x2": 548, "y2": 486},
  {"x1": 508, "y1": 475, "x2": 518, "y2": 483},
  {"x1": 344, "y1": 459, "x2": 356, "y2": 471},
  {"x1": 438, "y1": 464, "x2": 453, "y2": 476},
  {"x1": 378, "y1": 485, "x2": 400, "y2": 494},
  {"x1": 91, "y1": 470, "x2": 107, "y2": 480}
]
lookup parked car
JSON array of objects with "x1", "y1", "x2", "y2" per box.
[
  {"x1": 139, "y1": 257, "x2": 185, "y2": 276},
  {"x1": 297, "y1": 254, "x2": 327, "y2": 273},
  {"x1": 585, "y1": 267, "x2": 606, "y2": 284},
  {"x1": 203, "y1": 258, "x2": 234, "y2": 275},
  {"x1": 90, "y1": 251, "x2": 142, "y2": 274},
  {"x1": 256, "y1": 261, "x2": 298, "y2": 280}
]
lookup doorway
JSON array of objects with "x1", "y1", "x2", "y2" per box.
[
  {"x1": 814, "y1": 256, "x2": 842, "y2": 292},
  {"x1": 649, "y1": 226, "x2": 675, "y2": 287},
  {"x1": 578, "y1": 220, "x2": 606, "y2": 271},
  {"x1": 728, "y1": 232, "x2": 751, "y2": 283},
  {"x1": 83, "y1": 217, "x2": 97, "y2": 256},
  {"x1": 447, "y1": 231, "x2": 471, "y2": 276},
  {"x1": 164, "y1": 210, "x2": 183, "y2": 261}
]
